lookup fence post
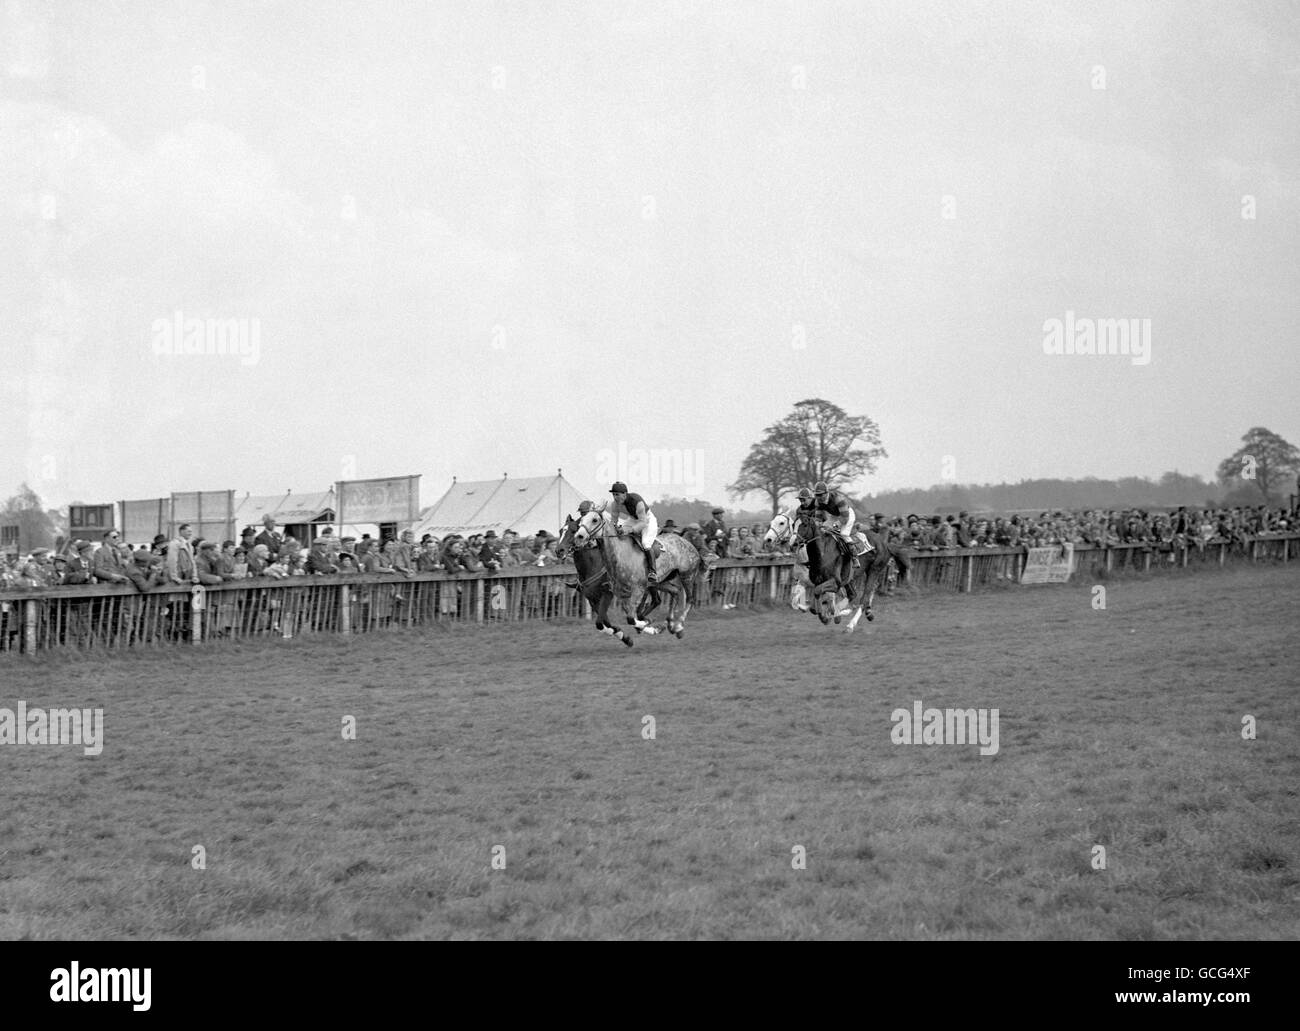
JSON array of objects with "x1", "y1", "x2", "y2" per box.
[
  {"x1": 339, "y1": 584, "x2": 351, "y2": 634},
  {"x1": 24, "y1": 598, "x2": 37, "y2": 653},
  {"x1": 1250, "y1": 539, "x2": 1258, "y2": 563},
  {"x1": 962, "y1": 554, "x2": 973, "y2": 592},
  {"x1": 190, "y1": 587, "x2": 203, "y2": 644},
  {"x1": 1105, "y1": 547, "x2": 1113, "y2": 573},
  {"x1": 474, "y1": 577, "x2": 484, "y2": 623},
  {"x1": 1143, "y1": 550, "x2": 1151, "y2": 573}
]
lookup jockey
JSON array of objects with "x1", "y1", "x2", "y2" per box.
[
  {"x1": 790, "y1": 487, "x2": 818, "y2": 535},
  {"x1": 813, "y1": 481, "x2": 867, "y2": 554},
  {"x1": 608, "y1": 481, "x2": 659, "y2": 584}
]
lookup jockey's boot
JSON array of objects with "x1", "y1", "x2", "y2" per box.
[{"x1": 645, "y1": 540, "x2": 659, "y2": 585}]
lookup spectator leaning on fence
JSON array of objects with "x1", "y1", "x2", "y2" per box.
[
  {"x1": 306, "y1": 537, "x2": 338, "y2": 575},
  {"x1": 215, "y1": 541, "x2": 240, "y2": 581},
  {"x1": 93, "y1": 530, "x2": 131, "y2": 585},
  {"x1": 194, "y1": 541, "x2": 225, "y2": 585}
]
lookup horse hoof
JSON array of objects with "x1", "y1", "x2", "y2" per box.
[
  {"x1": 674, "y1": 630, "x2": 684, "y2": 639},
  {"x1": 833, "y1": 615, "x2": 841, "y2": 624},
  {"x1": 844, "y1": 625, "x2": 855, "y2": 634},
  {"x1": 866, "y1": 611, "x2": 874, "y2": 622},
  {"x1": 622, "y1": 635, "x2": 634, "y2": 648}
]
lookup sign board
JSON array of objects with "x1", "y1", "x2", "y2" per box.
[
  {"x1": 69, "y1": 504, "x2": 115, "y2": 539},
  {"x1": 336, "y1": 476, "x2": 420, "y2": 526},
  {"x1": 171, "y1": 490, "x2": 235, "y2": 543},
  {"x1": 1, "y1": 524, "x2": 18, "y2": 555},
  {"x1": 1020, "y1": 543, "x2": 1075, "y2": 584},
  {"x1": 120, "y1": 498, "x2": 170, "y2": 544}
]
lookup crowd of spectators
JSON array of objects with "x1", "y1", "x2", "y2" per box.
[
  {"x1": 0, "y1": 513, "x2": 581, "y2": 590},
  {"x1": 2, "y1": 504, "x2": 1296, "y2": 591},
  {"x1": 863, "y1": 505, "x2": 1293, "y2": 552}
]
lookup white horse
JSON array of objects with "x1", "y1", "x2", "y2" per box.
[{"x1": 573, "y1": 509, "x2": 701, "y2": 643}]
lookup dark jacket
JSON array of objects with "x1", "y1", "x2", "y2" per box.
[
  {"x1": 306, "y1": 549, "x2": 338, "y2": 575},
  {"x1": 701, "y1": 518, "x2": 728, "y2": 556},
  {"x1": 63, "y1": 554, "x2": 94, "y2": 584}
]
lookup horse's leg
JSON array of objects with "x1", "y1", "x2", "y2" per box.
[
  {"x1": 623, "y1": 585, "x2": 654, "y2": 633},
  {"x1": 892, "y1": 546, "x2": 912, "y2": 587},
  {"x1": 602, "y1": 592, "x2": 634, "y2": 647},
  {"x1": 810, "y1": 576, "x2": 837, "y2": 624},
  {"x1": 666, "y1": 579, "x2": 688, "y2": 637},
  {"x1": 863, "y1": 559, "x2": 884, "y2": 621},
  {"x1": 594, "y1": 591, "x2": 617, "y2": 639}
]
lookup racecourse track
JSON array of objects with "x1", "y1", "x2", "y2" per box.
[{"x1": 2, "y1": 563, "x2": 1297, "y2": 940}]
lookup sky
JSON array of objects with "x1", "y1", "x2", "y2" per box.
[{"x1": 2, "y1": 0, "x2": 1298, "y2": 512}]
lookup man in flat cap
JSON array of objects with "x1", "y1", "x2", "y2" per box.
[
  {"x1": 702, "y1": 507, "x2": 728, "y2": 558},
  {"x1": 195, "y1": 540, "x2": 225, "y2": 585}
]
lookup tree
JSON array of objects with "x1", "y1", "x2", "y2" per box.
[
  {"x1": 1, "y1": 483, "x2": 60, "y2": 554},
  {"x1": 727, "y1": 440, "x2": 797, "y2": 516},
  {"x1": 1215, "y1": 428, "x2": 1300, "y2": 503},
  {"x1": 763, "y1": 398, "x2": 887, "y2": 493}
]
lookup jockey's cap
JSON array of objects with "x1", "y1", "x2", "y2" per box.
[
  {"x1": 610, "y1": 481, "x2": 628, "y2": 494},
  {"x1": 797, "y1": 487, "x2": 813, "y2": 500},
  {"x1": 578, "y1": 500, "x2": 593, "y2": 514},
  {"x1": 814, "y1": 481, "x2": 828, "y2": 495}
]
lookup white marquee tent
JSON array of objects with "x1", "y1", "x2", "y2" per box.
[{"x1": 410, "y1": 474, "x2": 587, "y2": 539}]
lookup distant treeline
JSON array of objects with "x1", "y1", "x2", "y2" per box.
[
  {"x1": 855, "y1": 473, "x2": 1274, "y2": 516},
  {"x1": 644, "y1": 472, "x2": 1285, "y2": 528}
]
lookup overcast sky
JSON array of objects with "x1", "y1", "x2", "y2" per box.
[{"x1": 3, "y1": 0, "x2": 1297, "y2": 511}]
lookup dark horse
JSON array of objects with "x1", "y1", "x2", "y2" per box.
[
  {"x1": 554, "y1": 513, "x2": 662, "y2": 646},
  {"x1": 788, "y1": 516, "x2": 911, "y2": 633}
]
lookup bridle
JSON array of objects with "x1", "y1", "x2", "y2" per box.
[
  {"x1": 574, "y1": 511, "x2": 618, "y2": 546},
  {"x1": 769, "y1": 512, "x2": 818, "y2": 545}
]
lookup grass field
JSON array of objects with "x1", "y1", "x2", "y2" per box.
[{"x1": 1, "y1": 563, "x2": 1297, "y2": 940}]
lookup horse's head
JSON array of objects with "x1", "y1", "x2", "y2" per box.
[
  {"x1": 554, "y1": 514, "x2": 577, "y2": 559},
  {"x1": 765, "y1": 514, "x2": 791, "y2": 547},
  {"x1": 573, "y1": 510, "x2": 607, "y2": 546}
]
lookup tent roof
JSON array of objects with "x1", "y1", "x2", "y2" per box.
[
  {"x1": 234, "y1": 490, "x2": 335, "y2": 528},
  {"x1": 412, "y1": 475, "x2": 587, "y2": 538}
]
